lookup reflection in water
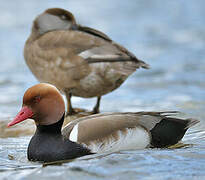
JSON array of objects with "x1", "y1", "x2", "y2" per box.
[{"x1": 0, "y1": 0, "x2": 205, "y2": 179}]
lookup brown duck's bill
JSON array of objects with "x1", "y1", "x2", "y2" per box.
[{"x1": 7, "y1": 106, "x2": 33, "y2": 127}]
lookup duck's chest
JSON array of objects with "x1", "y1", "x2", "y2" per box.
[{"x1": 27, "y1": 134, "x2": 63, "y2": 162}]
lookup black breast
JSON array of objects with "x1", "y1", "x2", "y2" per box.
[{"x1": 27, "y1": 115, "x2": 92, "y2": 162}]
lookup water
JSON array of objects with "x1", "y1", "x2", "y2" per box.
[{"x1": 0, "y1": 0, "x2": 205, "y2": 179}]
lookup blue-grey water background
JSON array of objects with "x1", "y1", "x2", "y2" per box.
[{"x1": 0, "y1": 0, "x2": 205, "y2": 179}]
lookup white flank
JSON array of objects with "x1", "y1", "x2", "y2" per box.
[
  {"x1": 87, "y1": 126, "x2": 150, "y2": 153},
  {"x1": 69, "y1": 124, "x2": 78, "y2": 142}
]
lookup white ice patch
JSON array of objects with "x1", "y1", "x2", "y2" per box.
[
  {"x1": 87, "y1": 126, "x2": 150, "y2": 153},
  {"x1": 69, "y1": 124, "x2": 78, "y2": 142}
]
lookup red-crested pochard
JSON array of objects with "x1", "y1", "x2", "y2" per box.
[
  {"x1": 24, "y1": 8, "x2": 149, "y2": 115},
  {"x1": 8, "y1": 83, "x2": 199, "y2": 162}
]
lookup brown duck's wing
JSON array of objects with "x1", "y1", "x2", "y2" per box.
[
  {"x1": 76, "y1": 25, "x2": 149, "y2": 69},
  {"x1": 62, "y1": 111, "x2": 199, "y2": 148},
  {"x1": 62, "y1": 114, "x2": 144, "y2": 145},
  {"x1": 47, "y1": 27, "x2": 149, "y2": 69},
  {"x1": 27, "y1": 30, "x2": 149, "y2": 78},
  {"x1": 62, "y1": 112, "x2": 181, "y2": 144},
  {"x1": 77, "y1": 25, "x2": 112, "y2": 42},
  {"x1": 78, "y1": 46, "x2": 148, "y2": 75},
  {"x1": 34, "y1": 30, "x2": 100, "y2": 53},
  {"x1": 31, "y1": 30, "x2": 131, "y2": 64}
]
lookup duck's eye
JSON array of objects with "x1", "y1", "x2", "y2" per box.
[
  {"x1": 61, "y1": 15, "x2": 67, "y2": 20},
  {"x1": 33, "y1": 96, "x2": 41, "y2": 104}
]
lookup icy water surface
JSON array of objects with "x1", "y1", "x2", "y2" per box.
[{"x1": 0, "y1": 0, "x2": 205, "y2": 179}]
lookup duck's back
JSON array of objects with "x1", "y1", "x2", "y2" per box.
[{"x1": 62, "y1": 112, "x2": 199, "y2": 152}]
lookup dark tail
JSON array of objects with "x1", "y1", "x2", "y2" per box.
[{"x1": 150, "y1": 117, "x2": 199, "y2": 148}]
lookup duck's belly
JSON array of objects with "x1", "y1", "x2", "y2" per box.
[
  {"x1": 72, "y1": 70, "x2": 127, "y2": 98},
  {"x1": 27, "y1": 63, "x2": 126, "y2": 98}
]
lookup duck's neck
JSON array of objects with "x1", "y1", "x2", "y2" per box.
[{"x1": 36, "y1": 113, "x2": 65, "y2": 134}]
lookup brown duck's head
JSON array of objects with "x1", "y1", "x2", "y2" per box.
[
  {"x1": 33, "y1": 8, "x2": 77, "y2": 35},
  {"x1": 8, "y1": 83, "x2": 65, "y2": 127}
]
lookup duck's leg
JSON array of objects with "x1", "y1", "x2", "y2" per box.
[
  {"x1": 65, "y1": 92, "x2": 75, "y2": 116},
  {"x1": 92, "y1": 96, "x2": 101, "y2": 114}
]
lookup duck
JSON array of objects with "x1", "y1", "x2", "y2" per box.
[
  {"x1": 24, "y1": 8, "x2": 150, "y2": 115},
  {"x1": 8, "y1": 83, "x2": 199, "y2": 162}
]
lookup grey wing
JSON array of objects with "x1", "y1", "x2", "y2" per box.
[
  {"x1": 76, "y1": 25, "x2": 150, "y2": 69},
  {"x1": 77, "y1": 45, "x2": 149, "y2": 76},
  {"x1": 77, "y1": 25, "x2": 112, "y2": 42}
]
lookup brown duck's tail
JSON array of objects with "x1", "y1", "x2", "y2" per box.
[{"x1": 135, "y1": 58, "x2": 150, "y2": 69}]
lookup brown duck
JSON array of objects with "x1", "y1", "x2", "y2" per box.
[
  {"x1": 24, "y1": 8, "x2": 149, "y2": 115},
  {"x1": 8, "y1": 83, "x2": 199, "y2": 162}
]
